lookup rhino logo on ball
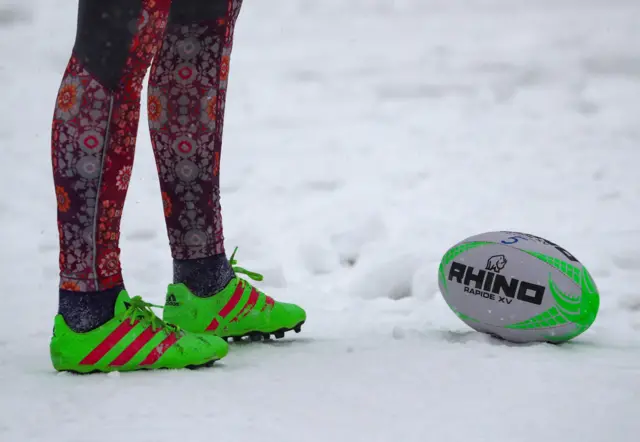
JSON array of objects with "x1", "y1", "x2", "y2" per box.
[{"x1": 486, "y1": 255, "x2": 507, "y2": 273}]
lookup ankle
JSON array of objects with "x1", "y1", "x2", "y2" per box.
[
  {"x1": 173, "y1": 253, "x2": 234, "y2": 298},
  {"x1": 58, "y1": 285, "x2": 123, "y2": 332}
]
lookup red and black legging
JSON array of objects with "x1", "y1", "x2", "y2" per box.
[{"x1": 52, "y1": 0, "x2": 242, "y2": 292}]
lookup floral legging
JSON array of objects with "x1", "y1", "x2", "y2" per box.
[{"x1": 52, "y1": 0, "x2": 242, "y2": 292}]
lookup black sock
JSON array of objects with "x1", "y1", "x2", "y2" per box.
[
  {"x1": 173, "y1": 253, "x2": 235, "y2": 298},
  {"x1": 58, "y1": 286, "x2": 123, "y2": 332}
]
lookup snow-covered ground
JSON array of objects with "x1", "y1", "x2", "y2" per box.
[{"x1": 1, "y1": 0, "x2": 639, "y2": 441}]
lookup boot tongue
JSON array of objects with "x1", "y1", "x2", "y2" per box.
[{"x1": 113, "y1": 290, "x2": 133, "y2": 317}]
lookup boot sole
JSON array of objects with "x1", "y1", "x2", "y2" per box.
[
  {"x1": 222, "y1": 320, "x2": 305, "y2": 342},
  {"x1": 56, "y1": 357, "x2": 222, "y2": 375}
]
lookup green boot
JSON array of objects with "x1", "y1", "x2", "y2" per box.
[
  {"x1": 51, "y1": 290, "x2": 228, "y2": 373},
  {"x1": 163, "y1": 248, "x2": 306, "y2": 340}
]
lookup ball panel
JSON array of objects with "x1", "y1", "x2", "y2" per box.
[
  {"x1": 440, "y1": 243, "x2": 576, "y2": 326},
  {"x1": 458, "y1": 320, "x2": 580, "y2": 343},
  {"x1": 438, "y1": 241, "x2": 493, "y2": 298},
  {"x1": 458, "y1": 231, "x2": 583, "y2": 266},
  {"x1": 520, "y1": 250, "x2": 582, "y2": 286},
  {"x1": 503, "y1": 259, "x2": 599, "y2": 342}
]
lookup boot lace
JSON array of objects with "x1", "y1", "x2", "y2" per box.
[
  {"x1": 123, "y1": 296, "x2": 181, "y2": 334},
  {"x1": 229, "y1": 247, "x2": 264, "y2": 283}
]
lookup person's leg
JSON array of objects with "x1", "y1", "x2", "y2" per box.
[
  {"x1": 148, "y1": 0, "x2": 242, "y2": 297},
  {"x1": 149, "y1": 1, "x2": 306, "y2": 340},
  {"x1": 52, "y1": 0, "x2": 171, "y2": 331},
  {"x1": 50, "y1": 0, "x2": 229, "y2": 374}
]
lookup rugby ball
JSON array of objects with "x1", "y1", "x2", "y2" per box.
[{"x1": 438, "y1": 231, "x2": 600, "y2": 343}]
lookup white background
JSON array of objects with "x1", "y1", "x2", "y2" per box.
[{"x1": 0, "y1": 1, "x2": 639, "y2": 441}]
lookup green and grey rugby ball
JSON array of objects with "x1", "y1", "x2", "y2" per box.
[{"x1": 438, "y1": 231, "x2": 600, "y2": 343}]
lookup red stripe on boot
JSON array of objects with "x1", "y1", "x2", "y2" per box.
[
  {"x1": 206, "y1": 318, "x2": 220, "y2": 332},
  {"x1": 232, "y1": 287, "x2": 259, "y2": 323},
  {"x1": 80, "y1": 320, "x2": 137, "y2": 365},
  {"x1": 219, "y1": 283, "x2": 245, "y2": 318},
  {"x1": 110, "y1": 326, "x2": 162, "y2": 366},
  {"x1": 140, "y1": 333, "x2": 180, "y2": 366},
  {"x1": 261, "y1": 296, "x2": 275, "y2": 312}
]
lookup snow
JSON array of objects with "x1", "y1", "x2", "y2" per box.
[{"x1": 1, "y1": 0, "x2": 640, "y2": 441}]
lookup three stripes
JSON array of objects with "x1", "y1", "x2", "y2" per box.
[
  {"x1": 80, "y1": 283, "x2": 274, "y2": 367},
  {"x1": 206, "y1": 283, "x2": 274, "y2": 332},
  {"x1": 80, "y1": 320, "x2": 180, "y2": 367}
]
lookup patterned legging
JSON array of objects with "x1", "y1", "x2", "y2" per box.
[{"x1": 52, "y1": 0, "x2": 242, "y2": 292}]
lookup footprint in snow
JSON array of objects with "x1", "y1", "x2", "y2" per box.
[
  {"x1": 0, "y1": 5, "x2": 31, "y2": 27},
  {"x1": 612, "y1": 252, "x2": 640, "y2": 271},
  {"x1": 126, "y1": 229, "x2": 158, "y2": 242}
]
